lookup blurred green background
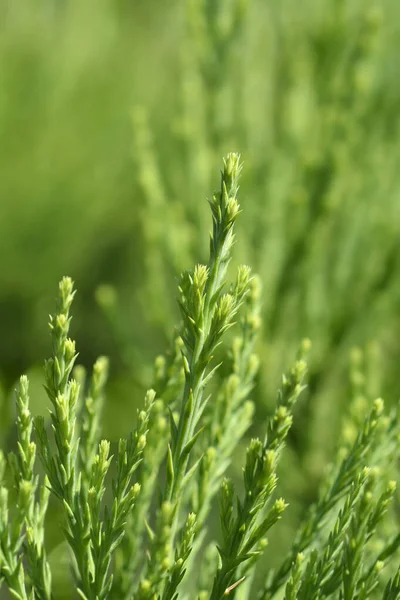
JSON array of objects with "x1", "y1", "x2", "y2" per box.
[{"x1": 1, "y1": 0, "x2": 400, "y2": 594}]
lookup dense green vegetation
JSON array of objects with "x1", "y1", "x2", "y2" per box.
[
  {"x1": 2, "y1": 154, "x2": 400, "y2": 600},
  {"x1": 1, "y1": 0, "x2": 400, "y2": 598}
]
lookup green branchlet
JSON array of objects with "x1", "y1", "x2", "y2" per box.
[
  {"x1": 209, "y1": 343, "x2": 309, "y2": 600},
  {"x1": 284, "y1": 553, "x2": 305, "y2": 600},
  {"x1": 79, "y1": 356, "x2": 110, "y2": 485},
  {"x1": 34, "y1": 278, "x2": 154, "y2": 600},
  {"x1": 161, "y1": 512, "x2": 197, "y2": 600},
  {"x1": 296, "y1": 469, "x2": 371, "y2": 600},
  {"x1": 114, "y1": 398, "x2": 169, "y2": 598},
  {"x1": 261, "y1": 395, "x2": 389, "y2": 599},
  {"x1": 87, "y1": 389, "x2": 153, "y2": 600},
  {"x1": 139, "y1": 152, "x2": 251, "y2": 600},
  {"x1": 188, "y1": 273, "x2": 262, "y2": 573},
  {"x1": 0, "y1": 376, "x2": 52, "y2": 600},
  {"x1": 169, "y1": 153, "x2": 245, "y2": 501},
  {"x1": 136, "y1": 501, "x2": 176, "y2": 600}
]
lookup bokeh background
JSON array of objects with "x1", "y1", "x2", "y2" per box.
[{"x1": 1, "y1": 0, "x2": 400, "y2": 595}]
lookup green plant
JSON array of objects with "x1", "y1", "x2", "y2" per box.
[{"x1": 1, "y1": 153, "x2": 400, "y2": 600}]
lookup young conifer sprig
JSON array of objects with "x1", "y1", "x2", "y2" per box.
[
  {"x1": 136, "y1": 500, "x2": 176, "y2": 600},
  {"x1": 184, "y1": 273, "x2": 261, "y2": 589},
  {"x1": 0, "y1": 376, "x2": 52, "y2": 600},
  {"x1": 290, "y1": 467, "x2": 398, "y2": 600},
  {"x1": 88, "y1": 390, "x2": 153, "y2": 600},
  {"x1": 38, "y1": 277, "x2": 79, "y2": 502},
  {"x1": 114, "y1": 397, "x2": 168, "y2": 599},
  {"x1": 14, "y1": 377, "x2": 52, "y2": 600},
  {"x1": 116, "y1": 335, "x2": 185, "y2": 598},
  {"x1": 209, "y1": 344, "x2": 309, "y2": 600},
  {"x1": 0, "y1": 482, "x2": 29, "y2": 600},
  {"x1": 79, "y1": 356, "x2": 110, "y2": 486},
  {"x1": 35, "y1": 277, "x2": 93, "y2": 597},
  {"x1": 260, "y1": 397, "x2": 387, "y2": 599},
  {"x1": 362, "y1": 531, "x2": 400, "y2": 592},
  {"x1": 36, "y1": 277, "x2": 154, "y2": 600},
  {"x1": 167, "y1": 152, "x2": 247, "y2": 504},
  {"x1": 296, "y1": 469, "x2": 371, "y2": 600},
  {"x1": 340, "y1": 476, "x2": 396, "y2": 600},
  {"x1": 161, "y1": 512, "x2": 197, "y2": 600},
  {"x1": 138, "y1": 154, "x2": 249, "y2": 600},
  {"x1": 284, "y1": 553, "x2": 305, "y2": 600}
]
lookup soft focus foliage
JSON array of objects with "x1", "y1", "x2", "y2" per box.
[
  {"x1": 1, "y1": 0, "x2": 400, "y2": 597},
  {"x1": 1, "y1": 155, "x2": 400, "y2": 600}
]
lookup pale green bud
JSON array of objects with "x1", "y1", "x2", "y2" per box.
[
  {"x1": 60, "y1": 276, "x2": 74, "y2": 298},
  {"x1": 300, "y1": 338, "x2": 312, "y2": 354},
  {"x1": 216, "y1": 294, "x2": 235, "y2": 324},
  {"x1": 264, "y1": 450, "x2": 277, "y2": 473},
  {"x1": 69, "y1": 380, "x2": 80, "y2": 409},
  {"x1": 154, "y1": 355, "x2": 166, "y2": 379},
  {"x1": 162, "y1": 557, "x2": 170, "y2": 571},
  {"x1": 132, "y1": 482, "x2": 141, "y2": 497},
  {"x1": 374, "y1": 560, "x2": 384, "y2": 573},
  {"x1": 56, "y1": 314, "x2": 68, "y2": 330},
  {"x1": 226, "y1": 197, "x2": 240, "y2": 222},
  {"x1": 276, "y1": 406, "x2": 289, "y2": 422},
  {"x1": 137, "y1": 434, "x2": 147, "y2": 451},
  {"x1": 18, "y1": 480, "x2": 33, "y2": 511},
  {"x1": 186, "y1": 512, "x2": 196, "y2": 528},
  {"x1": 223, "y1": 152, "x2": 241, "y2": 188},
  {"x1": 193, "y1": 264, "x2": 208, "y2": 293},
  {"x1": 98, "y1": 440, "x2": 110, "y2": 461},
  {"x1": 274, "y1": 497, "x2": 288, "y2": 514},
  {"x1": 139, "y1": 579, "x2": 151, "y2": 593},
  {"x1": 258, "y1": 538, "x2": 268, "y2": 550},
  {"x1": 161, "y1": 501, "x2": 174, "y2": 522},
  {"x1": 248, "y1": 314, "x2": 262, "y2": 332},
  {"x1": 145, "y1": 389, "x2": 156, "y2": 407},
  {"x1": 55, "y1": 394, "x2": 68, "y2": 423},
  {"x1": 64, "y1": 338, "x2": 76, "y2": 362},
  {"x1": 373, "y1": 398, "x2": 384, "y2": 415},
  {"x1": 95, "y1": 284, "x2": 117, "y2": 309},
  {"x1": 236, "y1": 265, "x2": 251, "y2": 298},
  {"x1": 94, "y1": 356, "x2": 109, "y2": 377},
  {"x1": 248, "y1": 354, "x2": 260, "y2": 376},
  {"x1": 249, "y1": 274, "x2": 262, "y2": 301},
  {"x1": 296, "y1": 552, "x2": 305, "y2": 564},
  {"x1": 294, "y1": 360, "x2": 307, "y2": 381}
]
